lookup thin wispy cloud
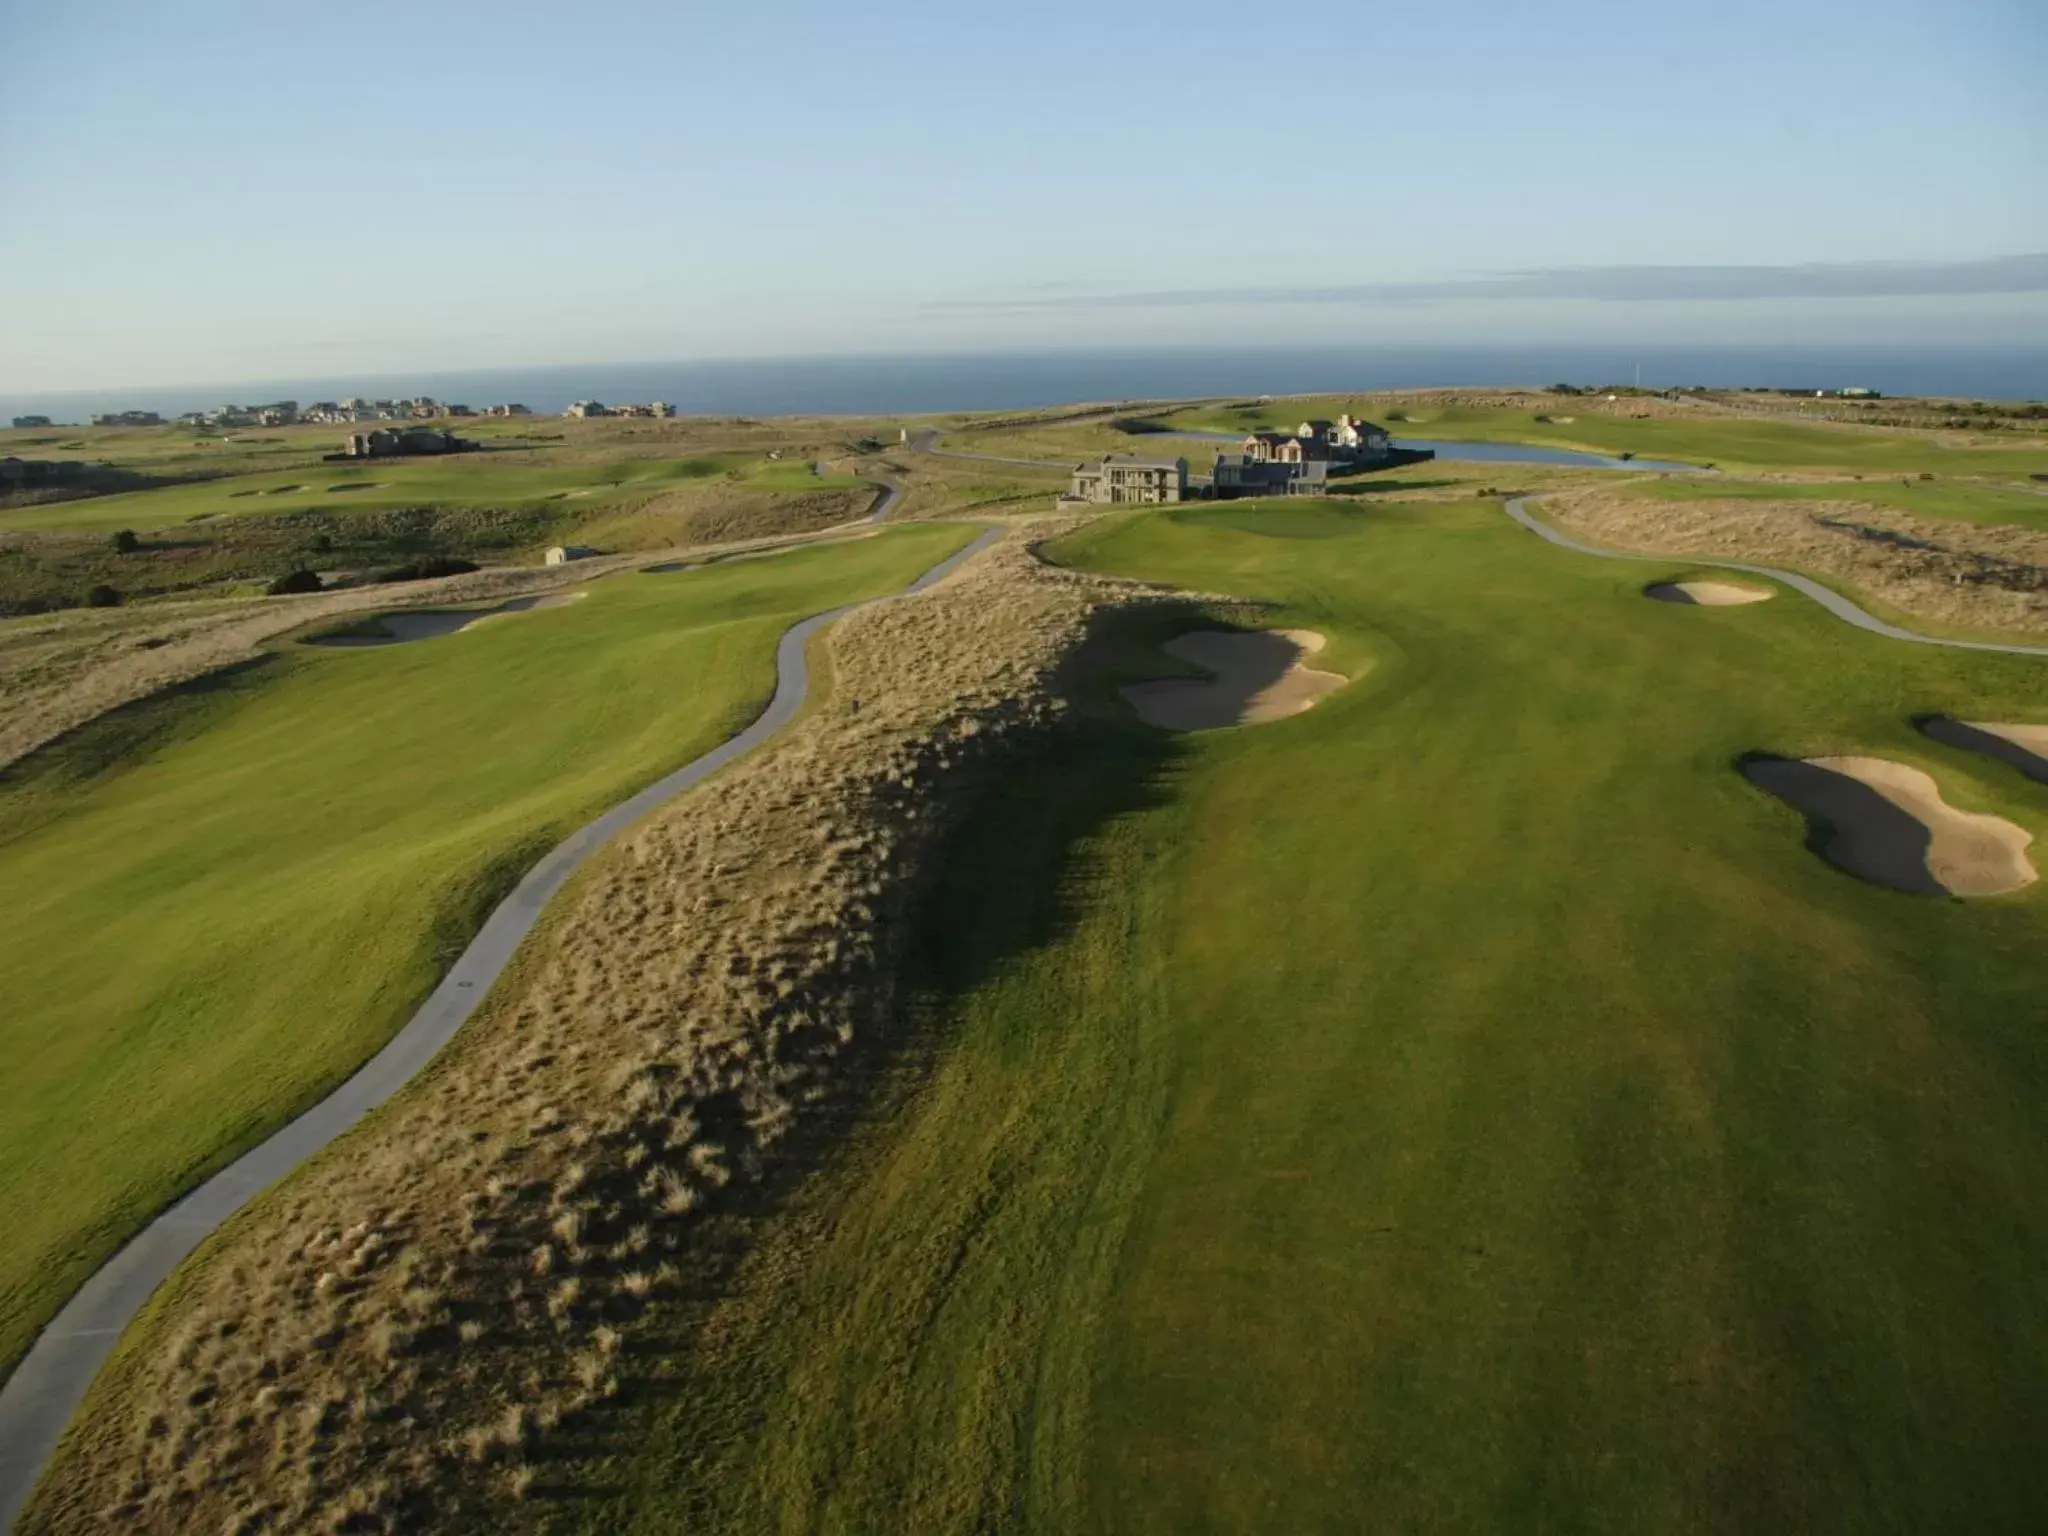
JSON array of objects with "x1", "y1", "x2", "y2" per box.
[{"x1": 930, "y1": 254, "x2": 2048, "y2": 312}]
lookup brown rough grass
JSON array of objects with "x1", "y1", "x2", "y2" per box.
[
  {"x1": 21, "y1": 521, "x2": 1175, "y2": 1535},
  {"x1": 1549, "y1": 490, "x2": 2048, "y2": 642}
]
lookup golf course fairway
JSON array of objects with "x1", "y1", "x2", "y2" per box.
[
  {"x1": 593, "y1": 498, "x2": 2048, "y2": 1534},
  {"x1": 0, "y1": 521, "x2": 974, "y2": 1382}
]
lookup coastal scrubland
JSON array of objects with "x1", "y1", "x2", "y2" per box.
[
  {"x1": 1548, "y1": 486, "x2": 2048, "y2": 643},
  {"x1": 0, "y1": 522, "x2": 972, "y2": 1383}
]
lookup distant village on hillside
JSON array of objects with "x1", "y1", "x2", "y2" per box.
[{"x1": 10, "y1": 397, "x2": 677, "y2": 431}]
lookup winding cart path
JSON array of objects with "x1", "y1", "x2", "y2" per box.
[{"x1": 0, "y1": 515, "x2": 1000, "y2": 1532}]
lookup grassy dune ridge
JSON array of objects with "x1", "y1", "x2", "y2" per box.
[
  {"x1": 0, "y1": 522, "x2": 972, "y2": 1380},
  {"x1": 594, "y1": 498, "x2": 2048, "y2": 1533}
]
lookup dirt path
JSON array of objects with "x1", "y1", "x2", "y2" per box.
[{"x1": 0, "y1": 520, "x2": 1002, "y2": 1534}]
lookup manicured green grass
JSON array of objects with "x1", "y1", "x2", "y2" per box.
[
  {"x1": 1170, "y1": 398, "x2": 2048, "y2": 477},
  {"x1": 0, "y1": 450, "x2": 862, "y2": 534},
  {"x1": 594, "y1": 499, "x2": 2048, "y2": 1533},
  {"x1": 0, "y1": 521, "x2": 973, "y2": 1380},
  {"x1": 1621, "y1": 473, "x2": 2048, "y2": 531}
]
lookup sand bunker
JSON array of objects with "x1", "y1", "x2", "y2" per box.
[
  {"x1": 1645, "y1": 579, "x2": 1774, "y2": 606},
  {"x1": 1744, "y1": 754, "x2": 2036, "y2": 897},
  {"x1": 1921, "y1": 718, "x2": 2048, "y2": 785},
  {"x1": 1122, "y1": 629, "x2": 1345, "y2": 732},
  {"x1": 309, "y1": 591, "x2": 585, "y2": 648}
]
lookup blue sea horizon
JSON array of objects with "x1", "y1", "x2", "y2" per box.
[{"x1": 5, "y1": 344, "x2": 2043, "y2": 424}]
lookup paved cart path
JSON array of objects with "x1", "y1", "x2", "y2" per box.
[
  {"x1": 1505, "y1": 496, "x2": 2048, "y2": 658},
  {"x1": 0, "y1": 517, "x2": 1001, "y2": 1533}
]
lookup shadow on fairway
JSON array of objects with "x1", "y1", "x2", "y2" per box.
[
  {"x1": 526, "y1": 605, "x2": 1189, "y2": 1505},
  {"x1": 1918, "y1": 714, "x2": 2048, "y2": 784},
  {"x1": 1739, "y1": 751, "x2": 1943, "y2": 896}
]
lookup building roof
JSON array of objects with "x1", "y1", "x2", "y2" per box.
[
  {"x1": 1101, "y1": 454, "x2": 1186, "y2": 470},
  {"x1": 1246, "y1": 432, "x2": 1292, "y2": 446}
]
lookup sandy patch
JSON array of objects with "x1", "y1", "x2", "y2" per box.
[
  {"x1": 309, "y1": 591, "x2": 586, "y2": 647},
  {"x1": 1921, "y1": 717, "x2": 2048, "y2": 784},
  {"x1": 1645, "y1": 579, "x2": 1773, "y2": 606},
  {"x1": 1744, "y1": 754, "x2": 2036, "y2": 897},
  {"x1": 1122, "y1": 628, "x2": 1346, "y2": 732}
]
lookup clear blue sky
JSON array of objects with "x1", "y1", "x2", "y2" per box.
[{"x1": 1, "y1": 0, "x2": 2044, "y2": 391}]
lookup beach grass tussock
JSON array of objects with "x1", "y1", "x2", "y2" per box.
[
  {"x1": 1551, "y1": 489, "x2": 2048, "y2": 641},
  {"x1": 21, "y1": 521, "x2": 1173, "y2": 1534}
]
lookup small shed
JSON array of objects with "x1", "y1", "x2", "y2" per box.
[{"x1": 545, "y1": 545, "x2": 599, "y2": 566}]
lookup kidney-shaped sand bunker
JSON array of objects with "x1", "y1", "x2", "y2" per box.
[
  {"x1": 1743, "y1": 754, "x2": 2036, "y2": 897},
  {"x1": 1122, "y1": 629, "x2": 1346, "y2": 733},
  {"x1": 307, "y1": 591, "x2": 586, "y2": 648},
  {"x1": 1920, "y1": 716, "x2": 2048, "y2": 785},
  {"x1": 1645, "y1": 579, "x2": 1774, "y2": 606}
]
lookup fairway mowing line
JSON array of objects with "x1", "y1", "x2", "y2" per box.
[
  {"x1": 0, "y1": 517, "x2": 1001, "y2": 1535},
  {"x1": 1505, "y1": 497, "x2": 2048, "y2": 659}
]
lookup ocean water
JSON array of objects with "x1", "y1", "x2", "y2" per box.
[{"x1": 5, "y1": 345, "x2": 2043, "y2": 424}]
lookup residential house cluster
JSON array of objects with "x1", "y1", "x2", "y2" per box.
[
  {"x1": 564, "y1": 400, "x2": 674, "y2": 419},
  {"x1": 1060, "y1": 455, "x2": 1190, "y2": 508},
  {"x1": 89, "y1": 410, "x2": 164, "y2": 428},
  {"x1": 10, "y1": 415, "x2": 55, "y2": 430},
  {"x1": 297, "y1": 398, "x2": 477, "y2": 426},
  {"x1": 175, "y1": 400, "x2": 309, "y2": 428},
  {"x1": 339, "y1": 425, "x2": 475, "y2": 459},
  {"x1": 1061, "y1": 412, "x2": 1405, "y2": 507}
]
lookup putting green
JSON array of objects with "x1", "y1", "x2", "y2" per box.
[
  {"x1": 0, "y1": 522, "x2": 974, "y2": 1380},
  {"x1": 595, "y1": 498, "x2": 2048, "y2": 1534}
]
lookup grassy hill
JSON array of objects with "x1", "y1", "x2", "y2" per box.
[
  {"x1": 0, "y1": 521, "x2": 973, "y2": 1379},
  {"x1": 592, "y1": 498, "x2": 2048, "y2": 1534},
  {"x1": 0, "y1": 419, "x2": 877, "y2": 613}
]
